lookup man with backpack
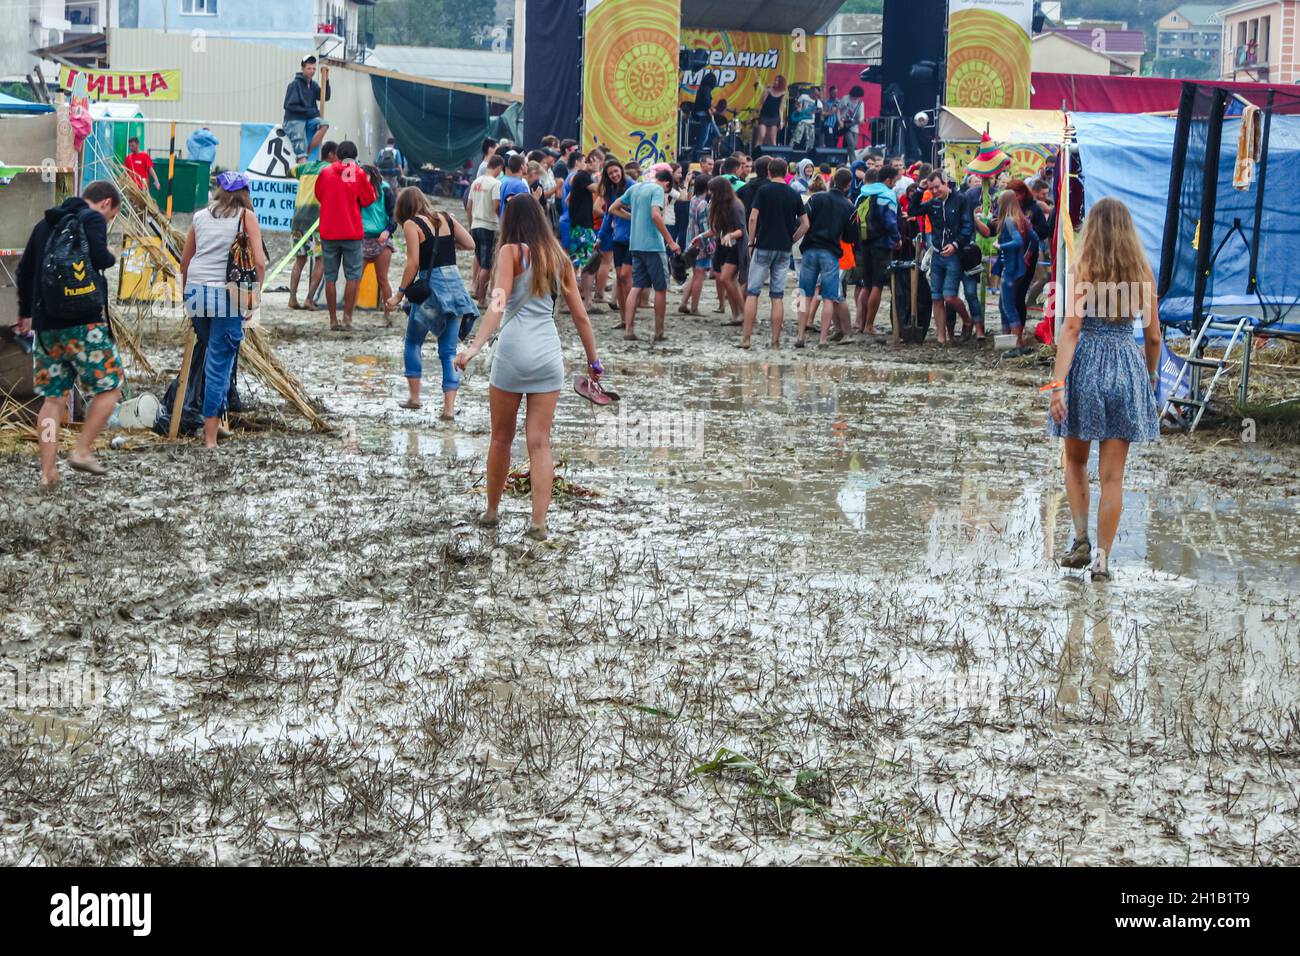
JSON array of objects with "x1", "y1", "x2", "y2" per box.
[
  {"x1": 854, "y1": 166, "x2": 901, "y2": 336},
  {"x1": 375, "y1": 138, "x2": 405, "y2": 191},
  {"x1": 14, "y1": 181, "x2": 123, "y2": 487}
]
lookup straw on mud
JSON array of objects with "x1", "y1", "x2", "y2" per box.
[
  {"x1": 241, "y1": 326, "x2": 332, "y2": 433},
  {"x1": 105, "y1": 158, "x2": 332, "y2": 432}
]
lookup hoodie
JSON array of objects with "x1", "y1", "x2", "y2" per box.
[
  {"x1": 861, "y1": 181, "x2": 899, "y2": 212},
  {"x1": 856, "y1": 184, "x2": 901, "y2": 250},
  {"x1": 848, "y1": 161, "x2": 868, "y2": 202},
  {"x1": 186, "y1": 127, "x2": 219, "y2": 164},
  {"x1": 314, "y1": 160, "x2": 378, "y2": 241},
  {"x1": 283, "y1": 72, "x2": 330, "y2": 123},
  {"x1": 16, "y1": 197, "x2": 116, "y2": 331}
]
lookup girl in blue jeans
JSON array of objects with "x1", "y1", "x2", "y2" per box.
[
  {"x1": 992, "y1": 189, "x2": 1031, "y2": 347},
  {"x1": 387, "y1": 188, "x2": 478, "y2": 419},
  {"x1": 180, "y1": 172, "x2": 266, "y2": 449}
]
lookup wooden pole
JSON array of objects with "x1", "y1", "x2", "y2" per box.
[
  {"x1": 168, "y1": 324, "x2": 197, "y2": 439},
  {"x1": 318, "y1": 66, "x2": 329, "y2": 120},
  {"x1": 165, "y1": 120, "x2": 177, "y2": 220}
]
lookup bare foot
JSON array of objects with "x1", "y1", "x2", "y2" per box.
[{"x1": 66, "y1": 452, "x2": 107, "y2": 476}]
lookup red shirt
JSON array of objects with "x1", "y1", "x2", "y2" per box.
[
  {"x1": 124, "y1": 151, "x2": 154, "y2": 189},
  {"x1": 314, "y1": 161, "x2": 377, "y2": 241}
]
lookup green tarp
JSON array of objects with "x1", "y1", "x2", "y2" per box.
[{"x1": 371, "y1": 75, "x2": 519, "y2": 171}]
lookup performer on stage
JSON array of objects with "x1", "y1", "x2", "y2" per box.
[
  {"x1": 758, "y1": 75, "x2": 788, "y2": 147},
  {"x1": 693, "y1": 73, "x2": 722, "y2": 153}
]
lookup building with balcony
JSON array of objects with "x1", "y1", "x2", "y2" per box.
[
  {"x1": 121, "y1": 0, "x2": 378, "y2": 60},
  {"x1": 1155, "y1": 4, "x2": 1226, "y2": 64},
  {"x1": 1220, "y1": 0, "x2": 1298, "y2": 83},
  {"x1": 1, "y1": 2, "x2": 108, "y2": 81}
]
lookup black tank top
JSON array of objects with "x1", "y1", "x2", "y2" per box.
[
  {"x1": 414, "y1": 214, "x2": 456, "y2": 270},
  {"x1": 760, "y1": 91, "x2": 783, "y2": 122}
]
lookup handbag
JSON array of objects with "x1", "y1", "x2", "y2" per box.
[
  {"x1": 404, "y1": 276, "x2": 432, "y2": 304},
  {"x1": 225, "y1": 212, "x2": 265, "y2": 315},
  {"x1": 958, "y1": 242, "x2": 983, "y2": 273}
]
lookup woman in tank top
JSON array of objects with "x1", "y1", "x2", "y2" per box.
[
  {"x1": 387, "y1": 187, "x2": 478, "y2": 419},
  {"x1": 758, "y1": 74, "x2": 787, "y2": 147},
  {"x1": 179, "y1": 171, "x2": 266, "y2": 449},
  {"x1": 454, "y1": 194, "x2": 602, "y2": 540}
]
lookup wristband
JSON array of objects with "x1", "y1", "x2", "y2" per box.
[
  {"x1": 396, "y1": 286, "x2": 405, "y2": 294},
  {"x1": 1039, "y1": 379, "x2": 1066, "y2": 393},
  {"x1": 590, "y1": 359, "x2": 604, "y2": 375}
]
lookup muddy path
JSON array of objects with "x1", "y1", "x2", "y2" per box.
[{"x1": 2, "y1": 202, "x2": 1299, "y2": 866}]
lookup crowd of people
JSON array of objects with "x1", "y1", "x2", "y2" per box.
[{"x1": 8, "y1": 109, "x2": 1161, "y2": 574}]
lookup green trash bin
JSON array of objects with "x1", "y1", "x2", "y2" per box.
[{"x1": 149, "y1": 159, "x2": 210, "y2": 213}]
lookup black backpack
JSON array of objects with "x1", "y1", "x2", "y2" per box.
[
  {"x1": 856, "y1": 193, "x2": 886, "y2": 245},
  {"x1": 40, "y1": 211, "x2": 106, "y2": 322}
]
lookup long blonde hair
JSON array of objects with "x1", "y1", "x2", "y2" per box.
[
  {"x1": 993, "y1": 189, "x2": 1026, "y2": 236},
  {"x1": 1075, "y1": 196, "x2": 1153, "y2": 322}
]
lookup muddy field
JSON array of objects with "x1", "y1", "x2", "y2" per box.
[{"x1": 3, "y1": 203, "x2": 1300, "y2": 866}]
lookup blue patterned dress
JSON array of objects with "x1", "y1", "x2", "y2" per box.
[{"x1": 1047, "y1": 314, "x2": 1160, "y2": 443}]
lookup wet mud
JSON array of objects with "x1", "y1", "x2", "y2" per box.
[{"x1": 2, "y1": 200, "x2": 1299, "y2": 865}]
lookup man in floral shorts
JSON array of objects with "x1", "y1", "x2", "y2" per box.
[{"x1": 15, "y1": 181, "x2": 124, "y2": 487}]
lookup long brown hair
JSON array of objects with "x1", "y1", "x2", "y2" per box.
[
  {"x1": 498, "y1": 193, "x2": 573, "y2": 298},
  {"x1": 1075, "y1": 197, "x2": 1153, "y2": 322},
  {"x1": 707, "y1": 177, "x2": 741, "y2": 235},
  {"x1": 394, "y1": 185, "x2": 431, "y2": 225},
  {"x1": 209, "y1": 185, "x2": 252, "y2": 218}
]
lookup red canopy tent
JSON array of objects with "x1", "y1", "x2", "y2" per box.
[{"x1": 1030, "y1": 72, "x2": 1300, "y2": 114}]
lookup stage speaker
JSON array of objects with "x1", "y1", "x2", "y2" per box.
[
  {"x1": 813, "y1": 147, "x2": 849, "y2": 166},
  {"x1": 880, "y1": 0, "x2": 946, "y2": 159},
  {"x1": 755, "y1": 144, "x2": 801, "y2": 163}
]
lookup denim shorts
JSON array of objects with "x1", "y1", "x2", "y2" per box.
[
  {"x1": 929, "y1": 250, "x2": 963, "y2": 300},
  {"x1": 747, "y1": 248, "x2": 792, "y2": 298},
  {"x1": 283, "y1": 117, "x2": 321, "y2": 159},
  {"x1": 630, "y1": 250, "x2": 669, "y2": 292},
  {"x1": 797, "y1": 248, "x2": 842, "y2": 303}
]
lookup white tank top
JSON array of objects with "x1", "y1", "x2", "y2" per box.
[{"x1": 188, "y1": 207, "x2": 243, "y2": 286}]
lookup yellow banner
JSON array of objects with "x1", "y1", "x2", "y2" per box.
[
  {"x1": 946, "y1": 0, "x2": 1032, "y2": 110},
  {"x1": 59, "y1": 66, "x2": 181, "y2": 102},
  {"x1": 582, "y1": 0, "x2": 680, "y2": 164},
  {"x1": 678, "y1": 30, "x2": 827, "y2": 118},
  {"x1": 946, "y1": 142, "x2": 1055, "y2": 182}
]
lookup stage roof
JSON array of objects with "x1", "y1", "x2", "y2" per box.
[{"x1": 680, "y1": 0, "x2": 845, "y2": 33}]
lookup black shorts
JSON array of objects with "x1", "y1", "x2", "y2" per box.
[
  {"x1": 862, "y1": 244, "x2": 891, "y2": 288},
  {"x1": 471, "y1": 228, "x2": 496, "y2": 270},
  {"x1": 613, "y1": 241, "x2": 631, "y2": 269},
  {"x1": 713, "y1": 241, "x2": 739, "y2": 271}
]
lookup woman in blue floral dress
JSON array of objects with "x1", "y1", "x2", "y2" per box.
[{"x1": 1047, "y1": 198, "x2": 1162, "y2": 580}]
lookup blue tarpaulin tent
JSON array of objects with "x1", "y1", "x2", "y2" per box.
[
  {"x1": 1072, "y1": 111, "x2": 1300, "y2": 328},
  {"x1": 0, "y1": 92, "x2": 54, "y2": 114}
]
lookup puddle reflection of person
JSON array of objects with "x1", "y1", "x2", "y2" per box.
[
  {"x1": 1047, "y1": 199, "x2": 1161, "y2": 581},
  {"x1": 1056, "y1": 605, "x2": 1117, "y2": 713}
]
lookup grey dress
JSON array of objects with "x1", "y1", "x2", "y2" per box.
[{"x1": 490, "y1": 245, "x2": 564, "y2": 394}]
